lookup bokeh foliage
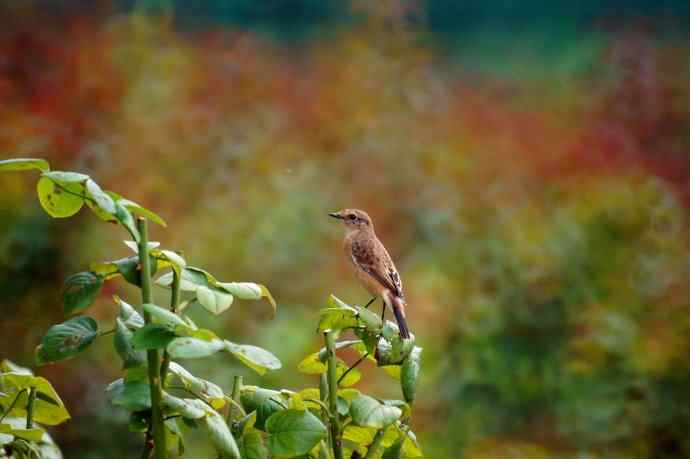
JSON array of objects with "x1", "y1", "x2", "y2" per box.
[{"x1": 2, "y1": 1, "x2": 690, "y2": 458}]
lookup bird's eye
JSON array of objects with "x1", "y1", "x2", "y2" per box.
[{"x1": 348, "y1": 214, "x2": 356, "y2": 220}]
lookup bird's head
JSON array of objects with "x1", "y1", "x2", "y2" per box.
[{"x1": 328, "y1": 208, "x2": 373, "y2": 231}]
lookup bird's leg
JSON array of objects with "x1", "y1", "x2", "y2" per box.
[
  {"x1": 364, "y1": 296, "x2": 376, "y2": 309},
  {"x1": 380, "y1": 299, "x2": 386, "y2": 321}
]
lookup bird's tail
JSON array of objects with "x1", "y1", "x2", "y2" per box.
[{"x1": 391, "y1": 296, "x2": 411, "y2": 339}]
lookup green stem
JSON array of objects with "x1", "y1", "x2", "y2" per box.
[
  {"x1": 319, "y1": 373, "x2": 332, "y2": 455},
  {"x1": 363, "y1": 429, "x2": 385, "y2": 459},
  {"x1": 160, "y1": 269, "x2": 181, "y2": 385},
  {"x1": 138, "y1": 217, "x2": 167, "y2": 459},
  {"x1": 231, "y1": 376, "x2": 242, "y2": 413},
  {"x1": 218, "y1": 376, "x2": 243, "y2": 459},
  {"x1": 324, "y1": 331, "x2": 344, "y2": 459},
  {"x1": 25, "y1": 388, "x2": 36, "y2": 429}
]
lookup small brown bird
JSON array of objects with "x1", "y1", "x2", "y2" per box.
[{"x1": 329, "y1": 209, "x2": 411, "y2": 338}]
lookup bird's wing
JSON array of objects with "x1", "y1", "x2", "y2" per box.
[{"x1": 351, "y1": 238, "x2": 404, "y2": 299}]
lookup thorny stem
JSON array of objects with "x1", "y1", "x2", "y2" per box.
[
  {"x1": 324, "y1": 331, "x2": 344, "y2": 459},
  {"x1": 338, "y1": 352, "x2": 369, "y2": 385},
  {"x1": 138, "y1": 217, "x2": 167, "y2": 459},
  {"x1": 159, "y1": 269, "x2": 181, "y2": 386}
]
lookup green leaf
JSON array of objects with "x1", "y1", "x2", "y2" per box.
[
  {"x1": 236, "y1": 411, "x2": 257, "y2": 435},
  {"x1": 143, "y1": 303, "x2": 187, "y2": 328},
  {"x1": 327, "y1": 295, "x2": 353, "y2": 310},
  {"x1": 62, "y1": 271, "x2": 103, "y2": 315},
  {"x1": 162, "y1": 393, "x2": 209, "y2": 419},
  {"x1": 266, "y1": 409, "x2": 327, "y2": 457},
  {"x1": 0, "y1": 375, "x2": 70, "y2": 425},
  {"x1": 297, "y1": 351, "x2": 327, "y2": 375},
  {"x1": 402, "y1": 429, "x2": 423, "y2": 458},
  {"x1": 85, "y1": 179, "x2": 116, "y2": 215},
  {"x1": 240, "y1": 430, "x2": 268, "y2": 459},
  {"x1": 382, "y1": 436, "x2": 404, "y2": 459},
  {"x1": 114, "y1": 201, "x2": 140, "y2": 242},
  {"x1": 116, "y1": 255, "x2": 157, "y2": 287},
  {"x1": 218, "y1": 282, "x2": 277, "y2": 317},
  {"x1": 336, "y1": 361, "x2": 362, "y2": 388},
  {"x1": 115, "y1": 295, "x2": 144, "y2": 329},
  {"x1": 356, "y1": 306, "x2": 383, "y2": 331},
  {"x1": 118, "y1": 198, "x2": 167, "y2": 227},
  {"x1": 167, "y1": 337, "x2": 226, "y2": 359},
  {"x1": 205, "y1": 410, "x2": 241, "y2": 459},
  {"x1": 152, "y1": 249, "x2": 186, "y2": 271},
  {"x1": 0, "y1": 419, "x2": 48, "y2": 443},
  {"x1": 350, "y1": 395, "x2": 401, "y2": 429},
  {"x1": 1, "y1": 360, "x2": 33, "y2": 375},
  {"x1": 0, "y1": 158, "x2": 49, "y2": 172},
  {"x1": 114, "y1": 318, "x2": 146, "y2": 368},
  {"x1": 401, "y1": 347, "x2": 422, "y2": 403},
  {"x1": 44, "y1": 171, "x2": 89, "y2": 183},
  {"x1": 197, "y1": 285, "x2": 234, "y2": 315},
  {"x1": 106, "y1": 377, "x2": 151, "y2": 411},
  {"x1": 123, "y1": 240, "x2": 160, "y2": 254},
  {"x1": 240, "y1": 387, "x2": 286, "y2": 430},
  {"x1": 224, "y1": 341, "x2": 281, "y2": 375},
  {"x1": 342, "y1": 425, "x2": 376, "y2": 446},
  {"x1": 131, "y1": 324, "x2": 176, "y2": 350},
  {"x1": 318, "y1": 308, "x2": 358, "y2": 332},
  {"x1": 36, "y1": 316, "x2": 98, "y2": 364},
  {"x1": 383, "y1": 400, "x2": 411, "y2": 419},
  {"x1": 165, "y1": 418, "x2": 185, "y2": 455},
  {"x1": 36, "y1": 175, "x2": 84, "y2": 218},
  {"x1": 167, "y1": 362, "x2": 225, "y2": 409}
]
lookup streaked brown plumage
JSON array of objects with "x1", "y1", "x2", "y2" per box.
[{"x1": 328, "y1": 209, "x2": 411, "y2": 338}]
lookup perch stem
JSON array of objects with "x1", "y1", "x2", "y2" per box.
[{"x1": 138, "y1": 217, "x2": 167, "y2": 459}]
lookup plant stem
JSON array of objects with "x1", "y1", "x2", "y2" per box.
[
  {"x1": 138, "y1": 217, "x2": 167, "y2": 459},
  {"x1": 25, "y1": 388, "x2": 36, "y2": 429},
  {"x1": 319, "y1": 373, "x2": 332, "y2": 453},
  {"x1": 160, "y1": 269, "x2": 181, "y2": 385},
  {"x1": 218, "y1": 375, "x2": 243, "y2": 459},
  {"x1": 324, "y1": 331, "x2": 344, "y2": 459},
  {"x1": 363, "y1": 429, "x2": 385, "y2": 459},
  {"x1": 231, "y1": 375, "x2": 242, "y2": 412}
]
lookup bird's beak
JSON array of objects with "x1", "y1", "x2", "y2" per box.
[{"x1": 328, "y1": 212, "x2": 343, "y2": 220}]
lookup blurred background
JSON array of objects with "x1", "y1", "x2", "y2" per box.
[{"x1": 2, "y1": 0, "x2": 690, "y2": 458}]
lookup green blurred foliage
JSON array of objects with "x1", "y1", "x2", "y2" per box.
[{"x1": 2, "y1": 1, "x2": 690, "y2": 458}]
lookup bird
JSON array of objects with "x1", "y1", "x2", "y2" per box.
[{"x1": 328, "y1": 208, "x2": 411, "y2": 339}]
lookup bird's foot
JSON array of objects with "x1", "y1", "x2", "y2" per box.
[{"x1": 364, "y1": 296, "x2": 376, "y2": 309}]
